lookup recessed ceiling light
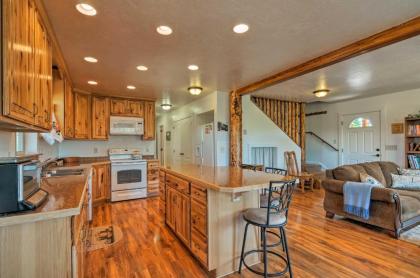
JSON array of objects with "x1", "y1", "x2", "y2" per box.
[
  {"x1": 88, "y1": 80, "x2": 98, "y2": 85},
  {"x1": 313, "y1": 89, "x2": 330, "y2": 98},
  {"x1": 136, "y1": 65, "x2": 148, "y2": 71},
  {"x1": 127, "y1": 85, "x2": 136, "y2": 90},
  {"x1": 188, "y1": 65, "x2": 199, "y2": 71},
  {"x1": 84, "y1": 56, "x2": 98, "y2": 63},
  {"x1": 233, "y1": 23, "x2": 249, "y2": 34},
  {"x1": 161, "y1": 103, "x2": 172, "y2": 111},
  {"x1": 188, "y1": 86, "x2": 202, "y2": 95},
  {"x1": 156, "y1": 25, "x2": 173, "y2": 35},
  {"x1": 75, "y1": 3, "x2": 97, "y2": 16}
]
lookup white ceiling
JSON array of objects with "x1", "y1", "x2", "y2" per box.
[
  {"x1": 252, "y1": 36, "x2": 420, "y2": 103},
  {"x1": 42, "y1": 0, "x2": 420, "y2": 108}
]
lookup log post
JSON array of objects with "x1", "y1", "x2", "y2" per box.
[{"x1": 230, "y1": 90, "x2": 242, "y2": 167}]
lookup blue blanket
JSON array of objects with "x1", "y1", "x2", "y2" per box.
[{"x1": 343, "y1": 181, "x2": 377, "y2": 220}]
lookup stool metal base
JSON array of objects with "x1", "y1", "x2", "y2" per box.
[{"x1": 242, "y1": 249, "x2": 289, "y2": 277}]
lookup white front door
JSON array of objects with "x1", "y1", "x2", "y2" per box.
[{"x1": 341, "y1": 111, "x2": 381, "y2": 165}]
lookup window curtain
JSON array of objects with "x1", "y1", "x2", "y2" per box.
[{"x1": 251, "y1": 147, "x2": 276, "y2": 168}]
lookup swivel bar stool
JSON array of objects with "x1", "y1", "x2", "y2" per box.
[{"x1": 239, "y1": 180, "x2": 296, "y2": 278}]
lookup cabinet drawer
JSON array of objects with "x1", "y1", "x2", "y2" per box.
[
  {"x1": 191, "y1": 199, "x2": 207, "y2": 237},
  {"x1": 191, "y1": 229, "x2": 208, "y2": 266},
  {"x1": 166, "y1": 174, "x2": 190, "y2": 195},
  {"x1": 191, "y1": 183, "x2": 207, "y2": 205},
  {"x1": 148, "y1": 161, "x2": 159, "y2": 168}
]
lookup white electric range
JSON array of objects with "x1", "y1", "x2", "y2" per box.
[{"x1": 109, "y1": 148, "x2": 147, "y2": 202}]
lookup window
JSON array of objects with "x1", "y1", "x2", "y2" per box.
[
  {"x1": 251, "y1": 147, "x2": 277, "y2": 168},
  {"x1": 349, "y1": 117, "x2": 373, "y2": 128},
  {"x1": 16, "y1": 132, "x2": 25, "y2": 154}
]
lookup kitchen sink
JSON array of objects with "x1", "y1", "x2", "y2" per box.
[{"x1": 45, "y1": 168, "x2": 84, "y2": 177}]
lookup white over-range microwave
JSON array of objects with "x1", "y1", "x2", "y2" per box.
[{"x1": 109, "y1": 116, "x2": 144, "y2": 135}]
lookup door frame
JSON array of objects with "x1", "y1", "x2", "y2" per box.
[{"x1": 338, "y1": 110, "x2": 384, "y2": 166}]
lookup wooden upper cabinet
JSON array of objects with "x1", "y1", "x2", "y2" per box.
[
  {"x1": 110, "y1": 98, "x2": 127, "y2": 115},
  {"x1": 2, "y1": 0, "x2": 53, "y2": 129},
  {"x1": 128, "y1": 100, "x2": 144, "y2": 117},
  {"x1": 33, "y1": 11, "x2": 52, "y2": 129},
  {"x1": 64, "y1": 77, "x2": 74, "y2": 138},
  {"x1": 3, "y1": 0, "x2": 36, "y2": 124},
  {"x1": 92, "y1": 96, "x2": 110, "y2": 139},
  {"x1": 143, "y1": 101, "x2": 155, "y2": 140},
  {"x1": 74, "y1": 92, "x2": 91, "y2": 139}
]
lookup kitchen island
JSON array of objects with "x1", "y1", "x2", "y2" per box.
[{"x1": 159, "y1": 163, "x2": 293, "y2": 277}]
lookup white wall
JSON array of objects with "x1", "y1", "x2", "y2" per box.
[
  {"x1": 242, "y1": 95, "x2": 301, "y2": 170},
  {"x1": 0, "y1": 131, "x2": 16, "y2": 157},
  {"x1": 58, "y1": 136, "x2": 156, "y2": 157},
  {"x1": 306, "y1": 87, "x2": 420, "y2": 169},
  {"x1": 156, "y1": 91, "x2": 230, "y2": 166}
]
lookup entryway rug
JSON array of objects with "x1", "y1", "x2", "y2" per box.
[
  {"x1": 86, "y1": 225, "x2": 123, "y2": 252},
  {"x1": 400, "y1": 225, "x2": 420, "y2": 246}
]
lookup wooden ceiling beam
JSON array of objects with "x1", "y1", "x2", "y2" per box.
[{"x1": 237, "y1": 16, "x2": 420, "y2": 96}]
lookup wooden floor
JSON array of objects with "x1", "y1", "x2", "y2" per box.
[{"x1": 86, "y1": 190, "x2": 420, "y2": 278}]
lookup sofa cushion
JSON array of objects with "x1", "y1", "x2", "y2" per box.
[
  {"x1": 333, "y1": 165, "x2": 367, "y2": 182},
  {"x1": 360, "y1": 162, "x2": 387, "y2": 186},
  {"x1": 394, "y1": 189, "x2": 420, "y2": 221},
  {"x1": 378, "y1": 161, "x2": 400, "y2": 187}
]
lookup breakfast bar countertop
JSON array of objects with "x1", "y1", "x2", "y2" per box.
[
  {"x1": 160, "y1": 163, "x2": 294, "y2": 193},
  {"x1": 0, "y1": 166, "x2": 90, "y2": 227}
]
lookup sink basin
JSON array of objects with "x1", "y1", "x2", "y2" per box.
[{"x1": 45, "y1": 169, "x2": 84, "y2": 177}]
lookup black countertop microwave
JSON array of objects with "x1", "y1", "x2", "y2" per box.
[{"x1": 0, "y1": 160, "x2": 42, "y2": 214}]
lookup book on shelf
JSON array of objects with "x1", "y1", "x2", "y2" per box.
[
  {"x1": 407, "y1": 155, "x2": 420, "y2": 169},
  {"x1": 407, "y1": 124, "x2": 420, "y2": 136}
]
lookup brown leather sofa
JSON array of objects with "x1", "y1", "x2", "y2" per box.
[{"x1": 322, "y1": 161, "x2": 420, "y2": 238}]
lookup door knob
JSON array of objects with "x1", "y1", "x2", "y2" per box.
[{"x1": 375, "y1": 154, "x2": 380, "y2": 157}]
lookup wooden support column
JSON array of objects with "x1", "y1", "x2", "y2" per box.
[
  {"x1": 300, "y1": 103, "x2": 306, "y2": 165},
  {"x1": 229, "y1": 90, "x2": 242, "y2": 167}
]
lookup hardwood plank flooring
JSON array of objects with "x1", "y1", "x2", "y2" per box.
[{"x1": 86, "y1": 190, "x2": 420, "y2": 278}]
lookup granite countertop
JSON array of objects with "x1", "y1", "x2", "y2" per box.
[
  {"x1": 0, "y1": 166, "x2": 90, "y2": 227},
  {"x1": 160, "y1": 163, "x2": 295, "y2": 193}
]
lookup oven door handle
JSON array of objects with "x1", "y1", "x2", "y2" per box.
[{"x1": 111, "y1": 162, "x2": 146, "y2": 166}]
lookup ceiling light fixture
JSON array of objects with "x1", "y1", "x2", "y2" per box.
[
  {"x1": 156, "y1": 25, "x2": 173, "y2": 35},
  {"x1": 88, "y1": 80, "x2": 98, "y2": 85},
  {"x1": 75, "y1": 3, "x2": 97, "y2": 16},
  {"x1": 161, "y1": 103, "x2": 172, "y2": 111},
  {"x1": 233, "y1": 23, "x2": 249, "y2": 34},
  {"x1": 188, "y1": 86, "x2": 202, "y2": 95},
  {"x1": 127, "y1": 85, "x2": 136, "y2": 90},
  {"x1": 313, "y1": 89, "x2": 330, "y2": 98},
  {"x1": 84, "y1": 56, "x2": 98, "y2": 63},
  {"x1": 136, "y1": 65, "x2": 148, "y2": 71},
  {"x1": 188, "y1": 65, "x2": 199, "y2": 71}
]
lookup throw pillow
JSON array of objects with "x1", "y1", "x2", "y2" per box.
[
  {"x1": 399, "y1": 168, "x2": 420, "y2": 176},
  {"x1": 391, "y1": 173, "x2": 420, "y2": 189},
  {"x1": 360, "y1": 173, "x2": 384, "y2": 187}
]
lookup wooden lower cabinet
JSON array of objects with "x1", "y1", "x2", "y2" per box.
[
  {"x1": 92, "y1": 163, "x2": 110, "y2": 205},
  {"x1": 147, "y1": 160, "x2": 159, "y2": 196},
  {"x1": 165, "y1": 174, "x2": 208, "y2": 267}
]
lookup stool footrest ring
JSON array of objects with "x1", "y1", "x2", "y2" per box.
[{"x1": 242, "y1": 249, "x2": 289, "y2": 277}]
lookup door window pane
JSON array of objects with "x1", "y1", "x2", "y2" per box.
[{"x1": 349, "y1": 117, "x2": 373, "y2": 128}]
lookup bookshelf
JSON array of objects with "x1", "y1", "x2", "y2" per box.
[{"x1": 405, "y1": 117, "x2": 420, "y2": 169}]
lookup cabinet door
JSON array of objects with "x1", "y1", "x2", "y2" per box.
[
  {"x1": 34, "y1": 12, "x2": 52, "y2": 129},
  {"x1": 143, "y1": 101, "x2": 155, "y2": 140},
  {"x1": 175, "y1": 192, "x2": 191, "y2": 247},
  {"x1": 64, "y1": 77, "x2": 74, "y2": 138},
  {"x1": 3, "y1": 0, "x2": 36, "y2": 124},
  {"x1": 74, "y1": 93, "x2": 91, "y2": 139},
  {"x1": 92, "y1": 164, "x2": 109, "y2": 205},
  {"x1": 91, "y1": 96, "x2": 109, "y2": 139},
  {"x1": 110, "y1": 98, "x2": 127, "y2": 115},
  {"x1": 166, "y1": 187, "x2": 176, "y2": 231},
  {"x1": 127, "y1": 100, "x2": 144, "y2": 117}
]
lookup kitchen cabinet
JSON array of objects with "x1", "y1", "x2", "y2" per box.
[
  {"x1": 143, "y1": 101, "x2": 155, "y2": 140},
  {"x1": 64, "y1": 76, "x2": 75, "y2": 138},
  {"x1": 92, "y1": 163, "x2": 110, "y2": 205},
  {"x1": 127, "y1": 100, "x2": 144, "y2": 117},
  {"x1": 147, "y1": 160, "x2": 159, "y2": 196},
  {"x1": 2, "y1": 0, "x2": 53, "y2": 129},
  {"x1": 74, "y1": 92, "x2": 91, "y2": 139},
  {"x1": 159, "y1": 170, "x2": 166, "y2": 216},
  {"x1": 72, "y1": 184, "x2": 89, "y2": 278},
  {"x1": 91, "y1": 96, "x2": 110, "y2": 140},
  {"x1": 165, "y1": 174, "x2": 191, "y2": 247},
  {"x1": 110, "y1": 98, "x2": 127, "y2": 115}
]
